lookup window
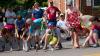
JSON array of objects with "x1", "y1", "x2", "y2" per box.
[
  {"x1": 93, "y1": 0, "x2": 100, "y2": 7},
  {"x1": 67, "y1": 0, "x2": 75, "y2": 6}
]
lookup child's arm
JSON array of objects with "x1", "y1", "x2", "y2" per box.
[
  {"x1": 27, "y1": 34, "x2": 30, "y2": 41},
  {"x1": 82, "y1": 30, "x2": 93, "y2": 46},
  {"x1": 15, "y1": 25, "x2": 19, "y2": 38},
  {"x1": 40, "y1": 33, "x2": 46, "y2": 43},
  {"x1": 21, "y1": 30, "x2": 26, "y2": 39}
]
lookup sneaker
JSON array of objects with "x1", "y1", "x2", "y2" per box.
[
  {"x1": 91, "y1": 44, "x2": 99, "y2": 48},
  {"x1": 49, "y1": 48, "x2": 54, "y2": 51},
  {"x1": 36, "y1": 44, "x2": 40, "y2": 50},
  {"x1": 10, "y1": 48, "x2": 13, "y2": 51},
  {"x1": 58, "y1": 43, "x2": 63, "y2": 49}
]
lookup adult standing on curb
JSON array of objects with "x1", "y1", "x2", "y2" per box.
[
  {"x1": 46, "y1": 1, "x2": 61, "y2": 26},
  {"x1": 66, "y1": 3, "x2": 82, "y2": 48},
  {"x1": 5, "y1": 8, "x2": 16, "y2": 24},
  {"x1": 44, "y1": 2, "x2": 62, "y2": 49}
]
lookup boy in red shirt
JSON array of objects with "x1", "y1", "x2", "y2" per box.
[{"x1": 82, "y1": 16, "x2": 100, "y2": 47}]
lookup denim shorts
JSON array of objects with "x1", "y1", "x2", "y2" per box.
[
  {"x1": 93, "y1": 29, "x2": 100, "y2": 38},
  {"x1": 93, "y1": 29, "x2": 98, "y2": 33},
  {"x1": 48, "y1": 20, "x2": 57, "y2": 26}
]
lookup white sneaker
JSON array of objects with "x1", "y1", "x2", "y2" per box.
[
  {"x1": 10, "y1": 48, "x2": 13, "y2": 51},
  {"x1": 49, "y1": 48, "x2": 54, "y2": 51}
]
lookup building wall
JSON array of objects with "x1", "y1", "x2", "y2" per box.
[
  {"x1": 60, "y1": 0, "x2": 65, "y2": 13},
  {"x1": 48, "y1": 0, "x2": 100, "y2": 16},
  {"x1": 48, "y1": 0, "x2": 81, "y2": 13}
]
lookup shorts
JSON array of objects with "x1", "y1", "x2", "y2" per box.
[
  {"x1": 93, "y1": 29, "x2": 100, "y2": 38},
  {"x1": 98, "y1": 30, "x2": 100, "y2": 38},
  {"x1": 93, "y1": 29, "x2": 98, "y2": 33},
  {"x1": 18, "y1": 30, "x2": 23, "y2": 35},
  {"x1": 30, "y1": 29, "x2": 40, "y2": 37},
  {"x1": 23, "y1": 31, "x2": 29, "y2": 39},
  {"x1": 48, "y1": 20, "x2": 57, "y2": 26},
  {"x1": 69, "y1": 28, "x2": 76, "y2": 32}
]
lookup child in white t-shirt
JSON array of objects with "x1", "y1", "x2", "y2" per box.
[{"x1": 57, "y1": 14, "x2": 70, "y2": 39}]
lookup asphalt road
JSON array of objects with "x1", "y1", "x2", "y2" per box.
[{"x1": 0, "y1": 38, "x2": 100, "y2": 56}]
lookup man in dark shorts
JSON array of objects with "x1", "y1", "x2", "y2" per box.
[{"x1": 46, "y1": 1, "x2": 61, "y2": 26}]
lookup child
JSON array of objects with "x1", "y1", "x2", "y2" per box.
[
  {"x1": 0, "y1": 24, "x2": 15, "y2": 51},
  {"x1": 21, "y1": 19, "x2": 33, "y2": 52},
  {"x1": 41, "y1": 22, "x2": 62, "y2": 50},
  {"x1": 15, "y1": 15, "x2": 25, "y2": 50},
  {"x1": 29, "y1": 18, "x2": 43, "y2": 51},
  {"x1": 57, "y1": 13, "x2": 71, "y2": 40},
  {"x1": 82, "y1": 16, "x2": 100, "y2": 47}
]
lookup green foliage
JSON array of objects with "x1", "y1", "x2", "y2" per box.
[
  {"x1": 0, "y1": 0, "x2": 48, "y2": 8},
  {"x1": 42, "y1": 2, "x2": 48, "y2": 7}
]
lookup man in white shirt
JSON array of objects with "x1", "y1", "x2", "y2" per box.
[{"x1": 5, "y1": 8, "x2": 16, "y2": 24}]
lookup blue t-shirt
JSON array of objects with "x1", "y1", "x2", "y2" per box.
[
  {"x1": 15, "y1": 18, "x2": 25, "y2": 31},
  {"x1": 32, "y1": 9, "x2": 43, "y2": 19}
]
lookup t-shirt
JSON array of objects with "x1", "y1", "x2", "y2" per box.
[
  {"x1": 5, "y1": 10, "x2": 16, "y2": 18},
  {"x1": 5, "y1": 10, "x2": 16, "y2": 24},
  {"x1": 15, "y1": 18, "x2": 25, "y2": 31},
  {"x1": 46, "y1": 6, "x2": 60, "y2": 20},
  {"x1": 32, "y1": 9, "x2": 43, "y2": 19},
  {"x1": 92, "y1": 25, "x2": 100, "y2": 30},
  {"x1": 57, "y1": 20, "x2": 68, "y2": 29}
]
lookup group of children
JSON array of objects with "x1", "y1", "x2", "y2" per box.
[{"x1": 0, "y1": 12, "x2": 100, "y2": 52}]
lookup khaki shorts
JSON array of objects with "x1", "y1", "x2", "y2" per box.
[{"x1": 69, "y1": 28, "x2": 76, "y2": 32}]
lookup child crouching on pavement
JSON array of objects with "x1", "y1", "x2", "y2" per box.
[
  {"x1": 21, "y1": 19, "x2": 33, "y2": 52},
  {"x1": 57, "y1": 13, "x2": 71, "y2": 40},
  {"x1": 15, "y1": 15, "x2": 25, "y2": 50},
  {"x1": 82, "y1": 16, "x2": 100, "y2": 47},
  {"x1": 41, "y1": 22, "x2": 62, "y2": 51},
  {"x1": 0, "y1": 24, "x2": 15, "y2": 51}
]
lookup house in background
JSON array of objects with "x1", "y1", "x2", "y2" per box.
[{"x1": 48, "y1": 0, "x2": 100, "y2": 16}]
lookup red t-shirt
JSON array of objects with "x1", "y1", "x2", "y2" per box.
[
  {"x1": 46, "y1": 6, "x2": 60, "y2": 20},
  {"x1": 92, "y1": 25, "x2": 100, "y2": 30}
]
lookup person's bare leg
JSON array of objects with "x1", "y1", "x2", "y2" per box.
[
  {"x1": 35, "y1": 35, "x2": 40, "y2": 50},
  {"x1": 71, "y1": 32, "x2": 74, "y2": 47},
  {"x1": 93, "y1": 33, "x2": 98, "y2": 44},
  {"x1": 82, "y1": 30, "x2": 93, "y2": 47},
  {"x1": 17, "y1": 35, "x2": 21, "y2": 50},
  {"x1": 43, "y1": 34, "x2": 49, "y2": 49},
  {"x1": 73, "y1": 32, "x2": 79, "y2": 48}
]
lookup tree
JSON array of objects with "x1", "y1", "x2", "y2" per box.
[{"x1": 0, "y1": 0, "x2": 48, "y2": 7}]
